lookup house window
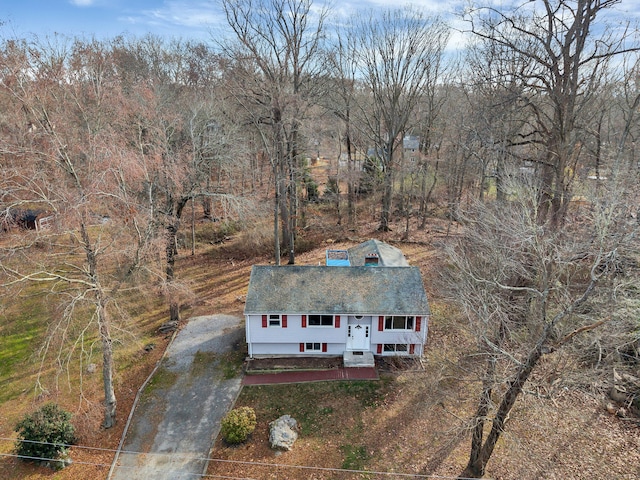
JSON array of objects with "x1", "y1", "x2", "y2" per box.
[
  {"x1": 384, "y1": 316, "x2": 414, "y2": 331},
  {"x1": 383, "y1": 344, "x2": 408, "y2": 353},
  {"x1": 308, "y1": 315, "x2": 334, "y2": 327},
  {"x1": 300, "y1": 342, "x2": 327, "y2": 352},
  {"x1": 268, "y1": 314, "x2": 281, "y2": 327}
]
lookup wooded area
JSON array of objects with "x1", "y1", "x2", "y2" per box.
[{"x1": 1, "y1": 0, "x2": 639, "y2": 478}]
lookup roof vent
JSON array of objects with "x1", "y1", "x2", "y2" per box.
[{"x1": 365, "y1": 253, "x2": 379, "y2": 266}]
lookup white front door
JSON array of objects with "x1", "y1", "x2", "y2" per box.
[{"x1": 346, "y1": 316, "x2": 371, "y2": 351}]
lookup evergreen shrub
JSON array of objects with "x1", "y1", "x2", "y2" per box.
[
  {"x1": 15, "y1": 403, "x2": 75, "y2": 466},
  {"x1": 220, "y1": 406, "x2": 257, "y2": 444}
]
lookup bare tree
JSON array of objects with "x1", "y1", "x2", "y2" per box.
[
  {"x1": 0, "y1": 35, "x2": 156, "y2": 428},
  {"x1": 437, "y1": 85, "x2": 483, "y2": 225},
  {"x1": 446, "y1": 169, "x2": 639, "y2": 478},
  {"x1": 112, "y1": 35, "x2": 245, "y2": 324},
  {"x1": 416, "y1": 76, "x2": 452, "y2": 228},
  {"x1": 464, "y1": 0, "x2": 639, "y2": 226},
  {"x1": 605, "y1": 53, "x2": 640, "y2": 177},
  {"x1": 460, "y1": 35, "x2": 533, "y2": 204},
  {"x1": 323, "y1": 27, "x2": 361, "y2": 227},
  {"x1": 353, "y1": 7, "x2": 449, "y2": 231},
  {"x1": 220, "y1": 0, "x2": 328, "y2": 264}
]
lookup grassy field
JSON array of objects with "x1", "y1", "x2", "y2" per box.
[{"x1": 0, "y1": 290, "x2": 48, "y2": 404}]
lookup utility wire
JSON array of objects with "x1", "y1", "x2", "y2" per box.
[
  {"x1": 0, "y1": 453, "x2": 257, "y2": 480},
  {"x1": 0, "y1": 437, "x2": 487, "y2": 480}
]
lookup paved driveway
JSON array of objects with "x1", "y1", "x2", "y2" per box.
[{"x1": 109, "y1": 314, "x2": 244, "y2": 480}]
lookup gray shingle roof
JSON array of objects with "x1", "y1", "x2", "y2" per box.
[
  {"x1": 403, "y1": 135, "x2": 420, "y2": 151},
  {"x1": 244, "y1": 265, "x2": 429, "y2": 316},
  {"x1": 347, "y1": 239, "x2": 409, "y2": 266}
]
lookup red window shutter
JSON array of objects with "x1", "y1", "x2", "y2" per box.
[
  {"x1": 415, "y1": 316, "x2": 422, "y2": 332},
  {"x1": 282, "y1": 315, "x2": 287, "y2": 328},
  {"x1": 262, "y1": 315, "x2": 267, "y2": 328},
  {"x1": 378, "y1": 316, "x2": 384, "y2": 331},
  {"x1": 335, "y1": 315, "x2": 340, "y2": 328},
  {"x1": 300, "y1": 343, "x2": 305, "y2": 352},
  {"x1": 302, "y1": 315, "x2": 307, "y2": 328},
  {"x1": 409, "y1": 344, "x2": 416, "y2": 355},
  {"x1": 322, "y1": 343, "x2": 327, "y2": 353},
  {"x1": 377, "y1": 344, "x2": 383, "y2": 354}
]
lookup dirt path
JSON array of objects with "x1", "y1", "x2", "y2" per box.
[{"x1": 108, "y1": 314, "x2": 243, "y2": 480}]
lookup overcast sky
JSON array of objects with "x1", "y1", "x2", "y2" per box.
[{"x1": 2, "y1": 0, "x2": 639, "y2": 44}]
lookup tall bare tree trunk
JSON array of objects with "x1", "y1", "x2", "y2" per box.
[
  {"x1": 166, "y1": 222, "x2": 180, "y2": 324},
  {"x1": 379, "y1": 174, "x2": 393, "y2": 231},
  {"x1": 81, "y1": 222, "x2": 117, "y2": 428},
  {"x1": 420, "y1": 149, "x2": 439, "y2": 230},
  {"x1": 273, "y1": 162, "x2": 281, "y2": 265},
  {"x1": 465, "y1": 363, "x2": 494, "y2": 478},
  {"x1": 287, "y1": 138, "x2": 299, "y2": 265},
  {"x1": 346, "y1": 124, "x2": 356, "y2": 227},
  {"x1": 379, "y1": 145, "x2": 394, "y2": 232},
  {"x1": 460, "y1": 274, "x2": 598, "y2": 478},
  {"x1": 537, "y1": 162, "x2": 555, "y2": 225},
  {"x1": 495, "y1": 154, "x2": 507, "y2": 204},
  {"x1": 98, "y1": 304, "x2": 117, "y2": 429},
  {"x1": 463, "y1": 320, "x2": 506, "y2": 477},
  {"x1": 461, "y1": 340, "x2": 545, "y2": 478},
  {"x1": 166, "y1": 196, "x2": 188, "y2": 323},
  {"x1": 278, "y1": 169, "x2": 290, "y2": 260}
]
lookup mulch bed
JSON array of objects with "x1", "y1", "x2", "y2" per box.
[
  {"x1": 245, "y1": 356, "x2": 342, "y2": 373},
  {"x1": 245, "y1": 355, "x2": 425, "y2": 374}
]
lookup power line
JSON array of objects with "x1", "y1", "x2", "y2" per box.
[
  {"x1": 1, "y1": 437, "x2": 487, "y2": 479},
  {"x1": 2, "y1": 436, "x2": 119, "y2": 454},
  {"x1": 0, "y1": 453, "x2": 258, "y2": 480}
]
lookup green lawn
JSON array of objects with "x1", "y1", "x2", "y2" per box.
[{"x1": 0, "y1": 293, "x2": 47, "y2": 402}]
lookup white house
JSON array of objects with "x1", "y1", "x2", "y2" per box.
[{"x1": 244, "y1": 240, "x2": 430, "y2": 365}]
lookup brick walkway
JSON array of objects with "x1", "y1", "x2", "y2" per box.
[{"x1": 242, "y1": 367, "x2": 378, "y2": 385}]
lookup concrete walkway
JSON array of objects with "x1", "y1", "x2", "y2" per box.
[{"x1": 109, "y1": 314, "x2": 243, "y2": 480}]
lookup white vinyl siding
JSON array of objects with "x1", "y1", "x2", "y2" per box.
[{"x1": 246, "y1": 313, "x2": 427, "y2": 358}]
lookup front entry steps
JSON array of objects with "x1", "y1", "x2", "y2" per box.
[{"x1": 343, "y1": 350, "x2": 375, "y2": 368}]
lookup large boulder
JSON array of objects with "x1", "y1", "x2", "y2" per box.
[{"x1": 269, "y1": 415, "x2": 298, "y2": 451}]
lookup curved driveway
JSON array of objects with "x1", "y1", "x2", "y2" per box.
[{"x1": 109, "y1": 314, "x2": 244, "y2": 480}]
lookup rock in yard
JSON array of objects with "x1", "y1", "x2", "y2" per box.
[{"x1": 269, "y1": 415, "x2": 298, "y2": 451}]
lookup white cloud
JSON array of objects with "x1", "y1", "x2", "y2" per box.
[
  {"x1": 70, "y1": 0, "x2": 96, "y2": 6},
  {"x1": 116, "y1": 0, "x2": 637, "y2": 45},
  {"x1": 333, "y1": 0, "x2": 467, "y2": 18},
  {"x1": 365, "y1": 0, "x2": 465, "y2": 15},
  {"x1": 120, "y1": 0, "x2": 226, "y2": 36}
]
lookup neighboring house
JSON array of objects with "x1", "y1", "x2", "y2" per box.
[
  {"x1": 366, "y1": 135, "x2": 422, "y2": 165},
  {"x1": 403, "y1": 135, "x2": 424, "y2": 164},
  {"x1": 403, "y1": 135, "x2": 420, "y2": 153},
  {"x1": 1, "y1": 208, "x2": 53, "y2": 232},
  {"x1": 244, "y1": 240, "x2": 430, "y2": 363}
]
